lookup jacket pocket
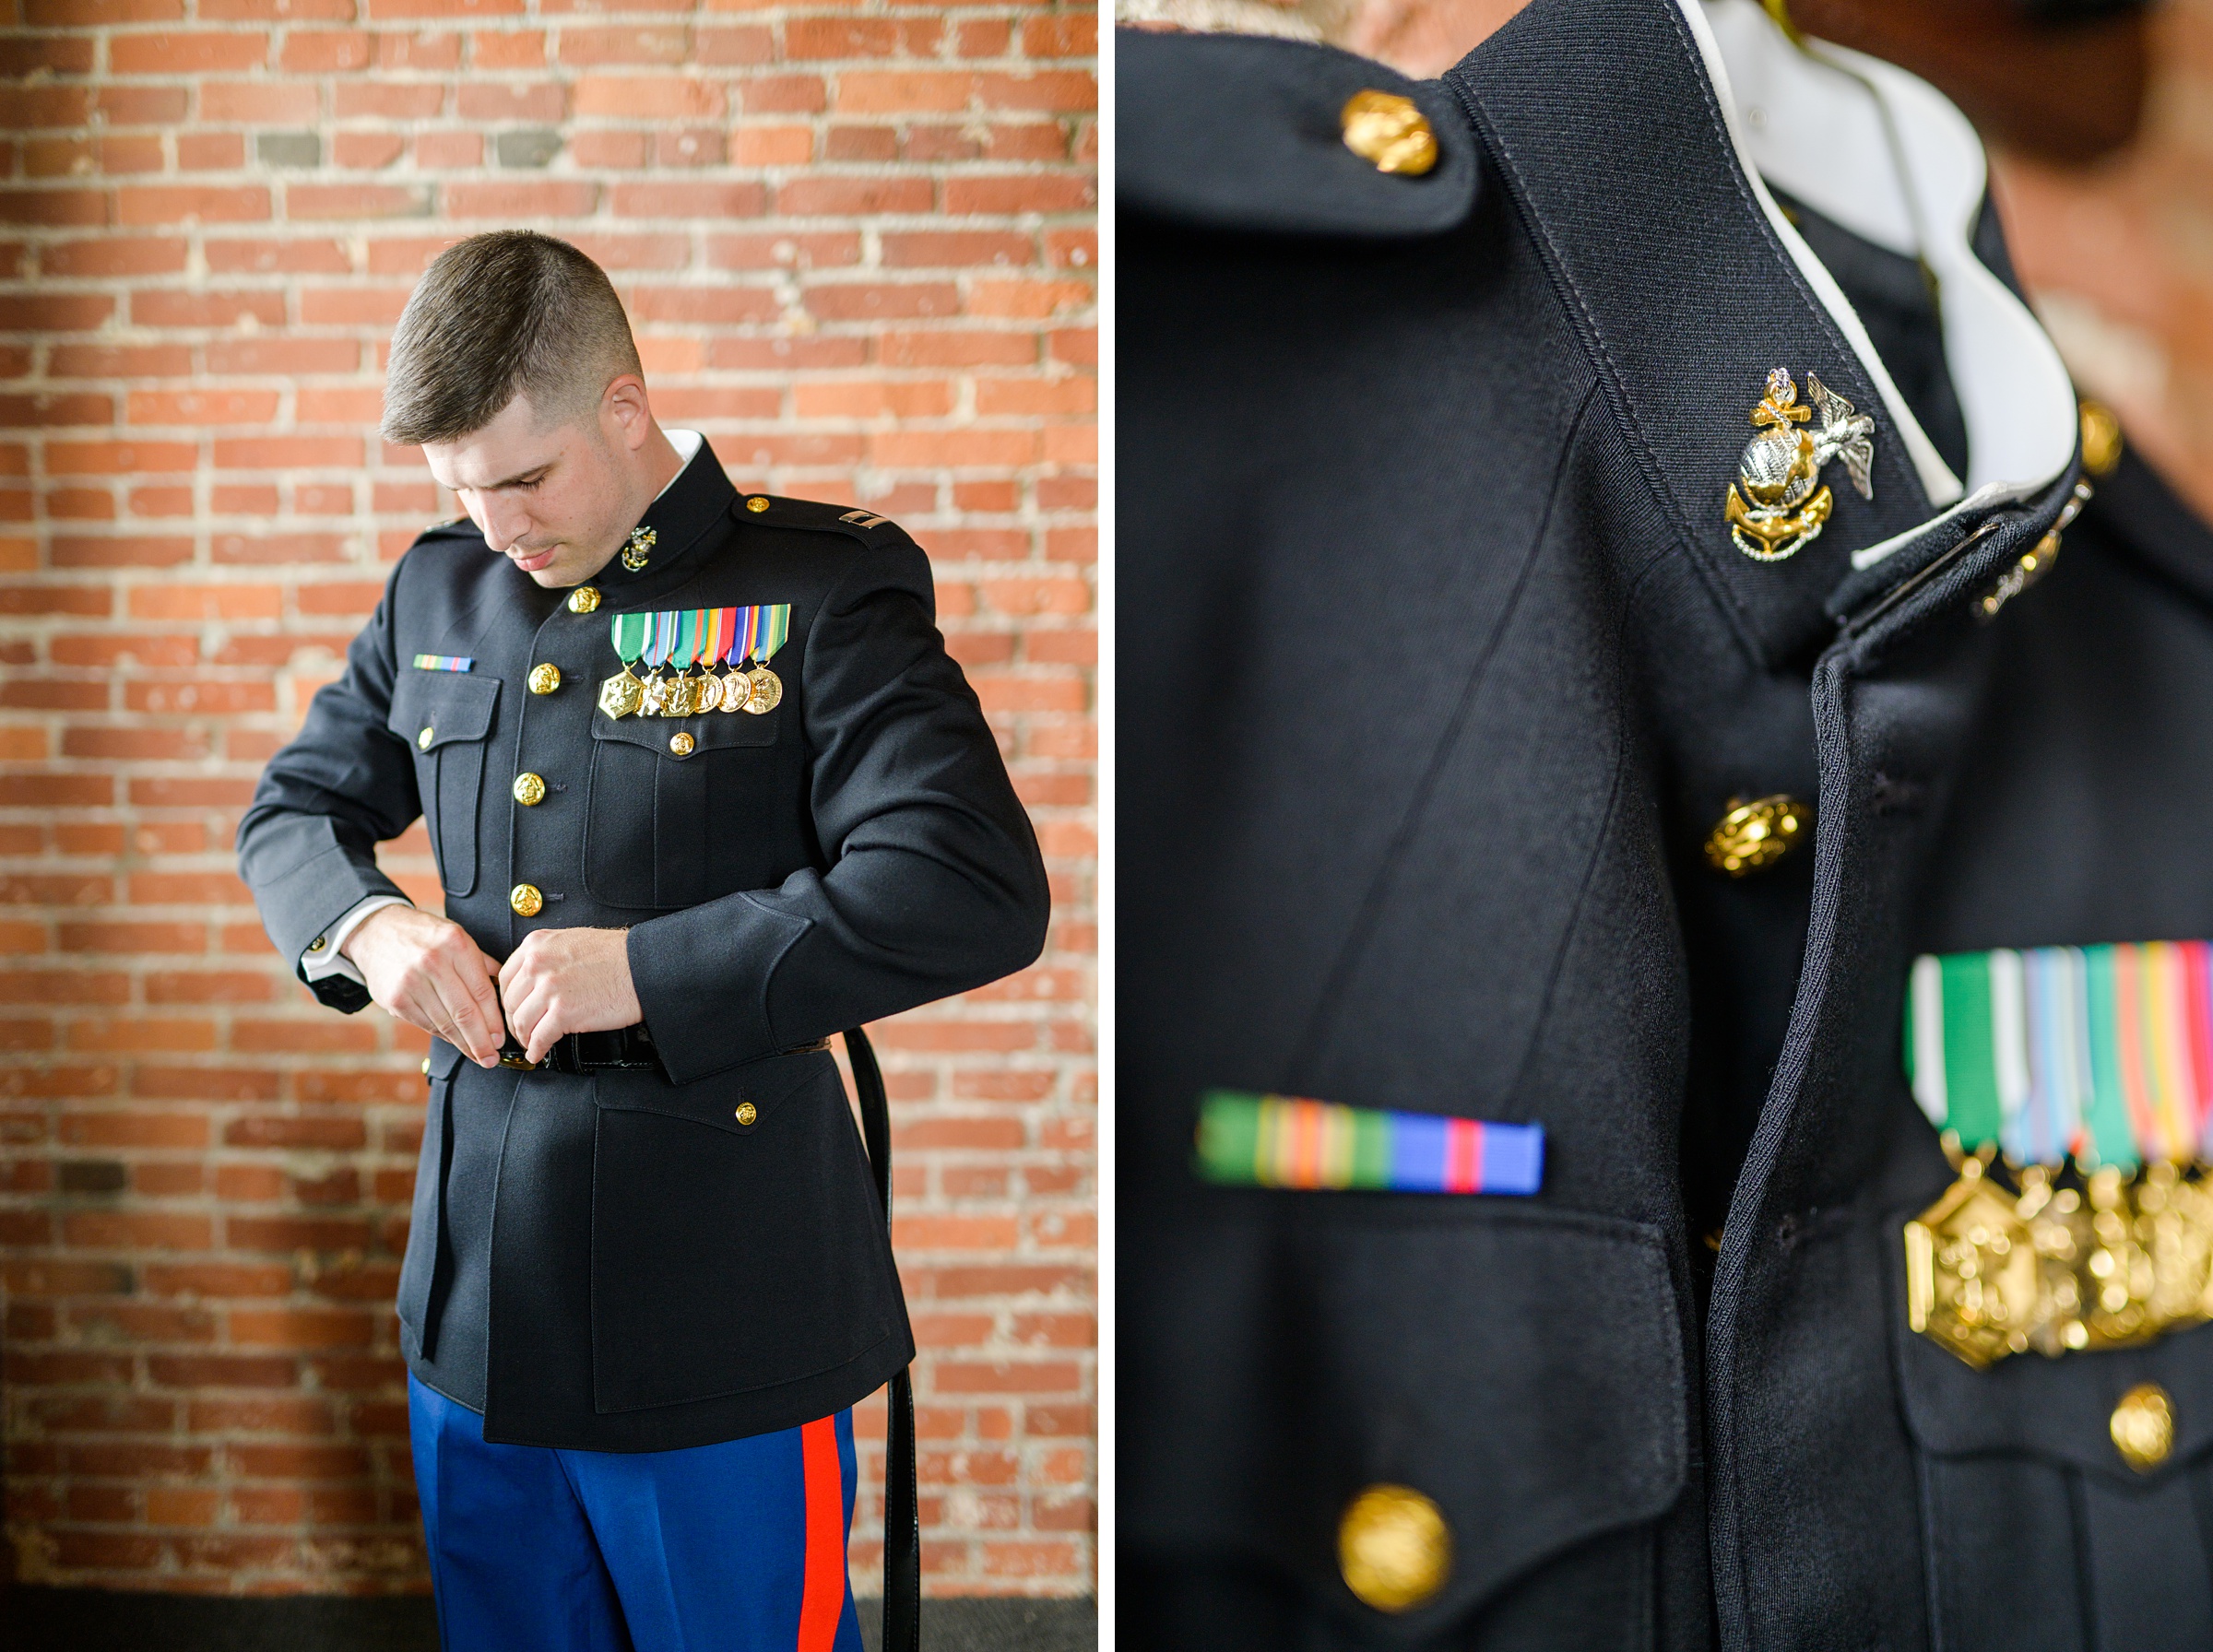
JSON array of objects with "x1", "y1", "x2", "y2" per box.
[
  {"x1": 387, "y1": 674, "x2": 499, "y2": 898},
  {"x1": 1892, "y1": 1228, "x2": 2213, "y2": 1652},
  {"x1": 586, "y1": 1048, "x2": 905, "y2": 1413},
  {"x1": 583, "y1": 706, "x2": 781, "y2": 910},
  {"x1": 1129, "y1": 1201, "x2": 1686, "y2": 1644}
]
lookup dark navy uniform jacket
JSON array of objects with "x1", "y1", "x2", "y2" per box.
[
  {"x1": 239, "y1": 436, "x2": 1049, "y2": 1452},
  {"x1": 1122, "y1": 4, "x2": 2213, "y2": 1648}
]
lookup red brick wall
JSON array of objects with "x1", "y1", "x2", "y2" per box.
[{"x1": 0, "y1": 0, "x2": 1095, "y2": 1599}]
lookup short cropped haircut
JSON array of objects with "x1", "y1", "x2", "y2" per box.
[{"x1": 381, "y1": 231, "x2": 644, "y2": 446}]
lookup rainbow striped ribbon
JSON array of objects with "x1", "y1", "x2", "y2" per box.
[
  {"x1": 411, "y1": 654, "x2": 471, "y2": 672},
  {"x1": 609, "y1": 606, "x2": 793, "y2": 669},
  {"x1": 1906, "y1": 942, "x2": 2213, "y2": 1170},
  {"x1": 1195, "y1": 1090, "x2": 1544, "y2": 1195},
  {"x1": 726, "y1": 605, "x2": 792, "y2": 667}
]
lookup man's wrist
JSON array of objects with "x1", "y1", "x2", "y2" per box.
[{"x1": 303, "y1": 894, "x2": 410, "y2": 984}]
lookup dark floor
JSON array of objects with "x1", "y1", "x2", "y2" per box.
[{"x1": 3, "y1": 1587, "x2": 1097, "y2": 1651}]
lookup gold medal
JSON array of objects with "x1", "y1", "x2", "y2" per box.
[
  {"x1": 716, "y1": 669, "x2": 747, "y2": 713},
  {"x1": 598, "y1": 667, "x2": 644, "y2": 719},
  {"x1": 744, "y1": 666, "x2": 782, "y2": 714},
  {"x1": 640, "y1": 669, "x2": 670, "y2": 717}
]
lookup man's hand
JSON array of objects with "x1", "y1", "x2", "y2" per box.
[
  {"x1": 500, "y1": 927, "x2": 641, "y2": 1066},
  {"x1": 343, "y1": 905, "x2": 507, "y2": 1068}
]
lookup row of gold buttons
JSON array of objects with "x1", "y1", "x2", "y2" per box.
[{"x1": 505, "y1": 586, "x2": 603, "y2": 917}]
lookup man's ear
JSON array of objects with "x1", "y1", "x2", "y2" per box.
[{"x1": 602, "y1": 373, "x2": 654, "y2": 452}]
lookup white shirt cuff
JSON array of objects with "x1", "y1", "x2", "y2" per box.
[{"x1": 301, "y1": 895, "x2": 411, "y2": 986}]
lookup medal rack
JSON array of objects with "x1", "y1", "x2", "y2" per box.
[
  {"x1": 1904, "y1": 940, "x2": 2213, "y2": 1368},
  {"x1": 599, "y1": 604, "x2": 790, "y2": 723}
]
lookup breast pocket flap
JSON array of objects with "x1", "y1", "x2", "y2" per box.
[
  {"x1": 387, "y1": 673, "x2": 500, "y2": 749},
  {"x1": 1130, "y1": 1206, "x2": 1687, "y2": 1634},
  {"x1": 591, "y1": 704, "x2": 779, "y2": 754}
]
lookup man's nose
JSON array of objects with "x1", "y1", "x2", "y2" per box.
[{"x1": 474, "y1": 495, "x2": 528, "y2": 552}]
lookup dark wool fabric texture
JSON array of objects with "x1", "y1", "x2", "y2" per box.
[
  {"x1": 238, "y1": 437, "x2": 1049, "y2": 1450},
  {"x1": 1118, "y1": 2, "x2": 2213, "y2": 1646}
]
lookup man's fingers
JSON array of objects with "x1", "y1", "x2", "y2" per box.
[
  {"x1": 425, "y1": 930, "x2": 505, "y2": 1064},
  {"x1": 424, "y1": 957, "x2": 503, "y2": 1066}
]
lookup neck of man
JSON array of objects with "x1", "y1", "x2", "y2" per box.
[
  {"x1": 574, "y1": 421, "x2": 687, "y2": 584},
  {"x1": 636, "y1": 420, "x2": 686, "y2": 510}
]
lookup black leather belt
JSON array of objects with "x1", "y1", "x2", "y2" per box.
[
  {"x1": 497, "y1": 1026, "x2": 829, "y2": 1075},
  {"x1": 497, "y1": 1023, "x2": 658, "y2": 1074}
]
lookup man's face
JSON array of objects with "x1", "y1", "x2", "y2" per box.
[{"x1": 421, "y1": 391, "x2": 638, "y2": 589}]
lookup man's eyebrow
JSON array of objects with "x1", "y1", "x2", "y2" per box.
[{"x1": 474, "y1": 461, "x2": 555, "y2": 490}]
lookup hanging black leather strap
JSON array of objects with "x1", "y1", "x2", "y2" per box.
[{"x1": 846, "y1": 1027, "x2": 920, "y2": 1652}]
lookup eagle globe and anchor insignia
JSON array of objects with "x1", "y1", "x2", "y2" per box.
[{"x1": 1725, "y1": 367, "x2": 1876, "y2": 561}]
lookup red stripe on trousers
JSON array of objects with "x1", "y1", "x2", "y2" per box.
[{"x1": 797, "y1": 1418, "x2": 845, "y2": 1652}]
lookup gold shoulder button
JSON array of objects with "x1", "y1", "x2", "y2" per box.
[
  {"x1": 1341, "y1": 91, "x2": 1438, "y2": 177},
  {"x1": 746, "y1": 496, "x2": 771, "y2": 513},
  {"x1": 1338, "y1": 1484, "x2": 1450, "y2": 1612},
  {"x1": 2112, "y1": 1383, "x2": 2174, "y2": 1471}
]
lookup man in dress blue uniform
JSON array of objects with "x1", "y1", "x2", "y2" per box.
[{"x1": 238, "y1": 230, "x2": 1049, "y2": 1652}]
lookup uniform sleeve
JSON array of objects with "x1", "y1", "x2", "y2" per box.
[
  {"x1": 235, "y1": 563, "x2": 421, "y2": 1014},
  {"x1": 625, "y1": 533, "x2": 1051, "y2": 1083}
]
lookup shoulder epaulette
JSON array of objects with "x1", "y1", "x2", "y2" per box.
[
  {"x1": 1118, "y1": 28, "x2": 1481, "y2": 240},
  {"x1": 735, "y1": 493, "x2": 917, "y2": 552},
  {"x1": 410, "y1": 514, "x2": 482, "y2": 547}
]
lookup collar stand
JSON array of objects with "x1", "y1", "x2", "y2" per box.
[
  {"x1": 592, "y1": 429, "x2": 736, "y2": 591},
  {"x1": 1691, "y1": 0, "x2": 2078, "y2": 566}
]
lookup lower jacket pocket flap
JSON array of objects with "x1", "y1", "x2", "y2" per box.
[
  {"x1": 1126, "y1": 1204, "x2": 1688, "y2": 1634},
  {"x1": 590, "y1": 1046, "x2": 833, "y2": 1137}
]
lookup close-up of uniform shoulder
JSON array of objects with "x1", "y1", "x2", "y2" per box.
[
  {"x1": 401, "y1": 513, "x2": 486, "y2": 560},
  {"x1": 737, "y1": 493, "x2": 921, "y2": 555},
  {"x1": 1118, "y1": 27, "x2": 1482, "y2": 239}
]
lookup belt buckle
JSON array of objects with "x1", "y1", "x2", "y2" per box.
[{"x1": 498, "y1": 1044, "x2": 538, "y2": 1071}]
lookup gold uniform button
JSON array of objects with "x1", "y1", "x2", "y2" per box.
[
  {"x1": 567, "y1": 585, "x2": 601, "y2": 614},
  {"x1": 1338, "y1": 1484, "x2": 1450, "y2": 1612},
  {"x1": 1704, "y1": 794, "x2": 1809, "y2": 877},
  {"x1": 669, "y1": 731, "x2": 695, "y2": 757},
  {"x1": 745, "y1": 496, "x2": 771, "y2": 513},
  {"x1": 735, "y1": 1102, "x2": 757, "y2": 1126},
  {"x1": 306, "y1": 935, "x2": 326, "y2": 952},
  {"x1": 2079, "y1": 397, "x2": 2124, "y2": 479},
  {"x1": 513, "y1": 772, "x2": 547, "y2": 806},
  {"x1": 1341, "y1": 90, "x2": 1439, "y2": 177},
  {"x1": 2112, "y1": 1382, "x2": 2174, "y2": 1472},
  {"x1": 420, "y1": 1058, "x2": 432, "y2": 1077},
  {"x1": 528, "y1": 663, "x2": 562, "y2": 695},
  {"x1": 509, "y1": 883, "x2": 543, "y2": 918},
  {"x1": 417, "y1": 726, "x2": 434, "y2": 750}
]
